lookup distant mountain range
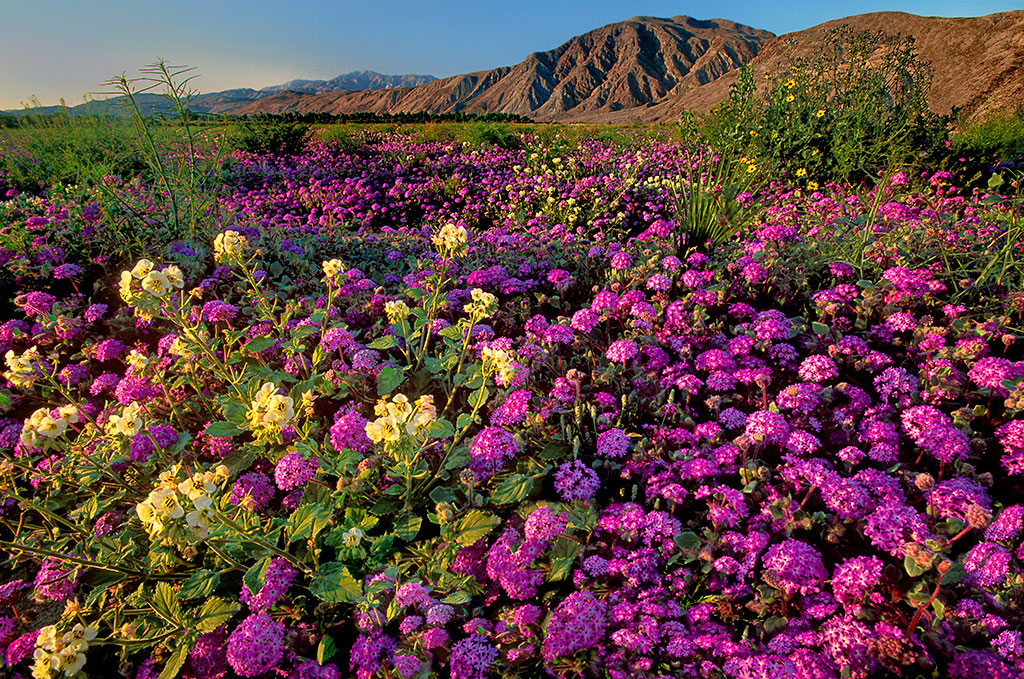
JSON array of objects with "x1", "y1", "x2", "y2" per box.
[
  {"x1": 2, "y1": 70, "x2": 437, "y2": 117},
  {"x1": 6, "y1": 11, "x2": 1023, "y2": 122}
]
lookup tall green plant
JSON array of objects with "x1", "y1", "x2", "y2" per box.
[{"x1": 101, "y1": 60, "x2": 229, "y2": 244}]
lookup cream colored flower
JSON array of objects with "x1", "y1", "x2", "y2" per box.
[
  {"x1": 431, "y1": 222, "x2": 468, "y2": 254},
  {"x1": 141, "y1": 270, "x2": 172, "y2": 297},
  {"x1": 464, "y1": 288, "x2": 497, "y2": 317},
  {"x1": 322, "y1": 259, "x2": 345, "y2": 277},
  {"x1": 385, "y1": 300, "x2": 410, "y2": 324},
  {"x1": 213, "y1": 230, "x2": 247, "y2": 263},
  {"x1": 130, "y1": 259, "x2": 154, "y2": 280}
]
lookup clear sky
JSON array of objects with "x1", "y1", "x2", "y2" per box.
[{"x1": 1, "y1": 0, "x2": 1020, "y2": 109}]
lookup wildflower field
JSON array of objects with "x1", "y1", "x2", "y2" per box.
[{"x1": 1, "y1": 59, "x2": 1024, "y2": 679}]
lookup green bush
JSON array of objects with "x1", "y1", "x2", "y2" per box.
[
  {"x1": 703, "y1": 25, "x2": 945, "y2": 184},
  {"x1": 462, "y1": 122, "x2": 521, "y2": 150},
  {"x1": 933, "y1": 107, "x2": 1024, "y2": 190},
  {"x1": 231, "y1": 115, "x2": 312, "y2": 154}
]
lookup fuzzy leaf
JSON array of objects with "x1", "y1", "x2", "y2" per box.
[
  {"x1": 243, "y1": 557, "x2": 271, "y2": 598},
  {"x1": 158, "y1": 645, "x2": 190, "y2": 679},
  {"x1": 368, "y1": 335, "x2": 398, "y2": 350},
  {"x1": 178, "y1": 570, "x2": 221, "y2": 600},
  {"x1": 317, "y1": 636, "x2": 338, "y2": 665},
  {"x1": 151, "y1": 582, "x2": 184, "y2": 625},
  {"x1": 204, "y1": 421, "x2": 242, "y2": 438},
  {"x1": 393, "y1": 515, "x2": 422, "y2": 541},
  {"x1": 288, "y1": 503, "x2": 332, "y2": 543},
  {"x1": 310, "y1": 562, "x2": 361, "y2": 603},
  {"x1": 245, "y1": 336, "x2": 276, "y2": 353},
  {"x1": 455, "y1": 510, "x2": 500, "y2": 546},
  {"x1": 195, "y1": 597, "x2": 240, "y2": 633},
  {"x1": 428, "y1": 418, "x2": 455, "y2": 440},
  {"x1": 376, "y1": 366, "x2": 404, "y2": 395},
  {"x1": 490, "y1": 475, "x2": 534, "y2": 505}
]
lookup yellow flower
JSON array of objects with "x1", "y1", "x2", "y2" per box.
[
  {"x1": 749, "y1": 130, "x2": 759, "y2": 137},
  {"x1": 130, "y1": 259, "x2": 154, "y2": 280},
  {"x1": 746, "y1": 164, "x2": 758, "y2": 174},
  {"x1": 816, "y1": 109, "x2": 826, "y2": 118},
  {"x1": 163, "y1": 265, "x2": 185, "y2": 289},
  {"x1": 322, "y1": 259, "x2": 345, "y2": 278},
  {"x1": 385, "y1": 300, "x2": 410, "y2": 324},
  {"x1": 796, "y1": 168, "x2": 807, "y2": 177},
  {"x1": 431, "y1": 223, "x2": 468, "y2": 255},
  {"x1": 213, "y1": 230, "x2": 247, "y2": 263},
  {"x1": 464, "y1": 288, "x2": 497, "y2": 317},
  {"x1": 785, "y1": 79, "x2": 795, "y2": 89},
  {"x1": 807, "y1": 181, "x2": 820, "y2": 191},
  {"x1": 786, "y1": 94, "x2": 795, "y2": 103},
  {"x1": 141, "y1": 270, "x2": 172, "y2": 297}
]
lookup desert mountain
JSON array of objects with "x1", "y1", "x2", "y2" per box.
[
  {"x1": 234, "y1": 16, "x2": 773, "y2": 121},
  {"x1": 187, "y1": 71, "x2": 437, "y2": 114},
  {"x1": 3, "y1": 71, "x2": 437, "y2": 117},
  {"x1": 628, "y1": 10, "x2": 1024, "y2": 124},
  {"x1": 234, "y1": 11, "x2": 1024, "y2": 123}
]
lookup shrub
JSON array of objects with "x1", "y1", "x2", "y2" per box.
[
  {"x1": 704, "y1": 25, "x2": 945, "y2": 183},
  {"x1": 231, "y1": 115, "x2": 313, "y2": 155}
]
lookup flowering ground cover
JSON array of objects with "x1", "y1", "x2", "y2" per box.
[{"x1": 0, "y1": 128, "x2": 1023, "y2": 679}]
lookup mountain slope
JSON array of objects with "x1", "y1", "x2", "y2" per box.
[
  {"x1": 235, "y1": 16, "x2": 773, "y2": 120},
  {"x1": 3, "y1": 71, "x2": 438, "y2": 117},
  {"x1": 235, "y1": 11, "x2": 1024, "y2": 123},
  {"x1": 615, "y1": 10, "x2": 1024, "y2": 123}
]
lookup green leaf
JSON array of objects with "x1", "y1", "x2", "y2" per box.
[
  {"x1": 317, "y1": 636, "x2": 338, "y2": 665},
  {"x1": 195, "y1": 597, "x2": 240, "y2": 633},
  {"x1": 941, "y1": 563, "x2": 967, "y2": 586},
  {"x1": 368, "y1": 335, "x2": 398, "y2": 350},
  {"x1": 442, "y1": 591, "x2": 472, "y2": 605},
  {"x1": 490, "y1": 475, "x2": 534, "y2": 505},
  {"x1": 455, "y1": 510, "x2": 500, "y2": 546},
  {"x1": 370, "y1": 499, "x2": 401, "y2": 516},
  {"x1": 674, "y1": 531, "x2": 700, "y2": 551},
  {"x1": 288, "y1": 503, "x2": 332, "y2": 543},
  {"x1": 204, "y1": 421, "x2": 242, "y2": 438},
  {"x1": 151, "y1": 582, "x2": 185, "y2": 626},
  {"x1": 310, "y1": 562, "x2": 362, "y2": 603},
  {"x1": 246, "y1": 336, "x2": 276, "y2": 353},
  {"x1": 764, "y1": 616, "x2": 787, "y2": 634},
  {"x1": 292, "y1": 325, "x2": 317, "y2": 339},
  {"x1": 178, "y1": 570, "x2": 221, "y2": 600},
  {"x1": 548, "y1": 556, "x2": 575, "y2": 583},
  {"x1": 243, "y1": 557, "x2": 271, "y2": 598},
  {"x1": 538, "y1": 442, "x2": 571, "y2": 460},
  {"x1": 158, "y1": 645, "x2": 190, "y2": 679},
  {"x1": 442, "y1": 448, "x2": 472, "y2": 472},
  {"x1": 222, "y1": 402, "x2": 247, "y2": 425},
  {"x1": 393, "y1": 515, "x2": 422, "y2": 541},
  {"x1": 428, "y1": 418, "x2": 455, "y2": 440},
  {"x1": 811, "y1": 322, "x2": 830, "y2": 335},
  {"x1": 376, "y1": 366, "x2": 404, "y2": 396},
  {"x1": 904, "y1": 555, "x2": 927, "y2": 578},
  {"x1": 455, "y1": 412, "x2": 475, "y2": 430},
  {"x1": 370, "y1": 534, "x2": 395, "y2": 560},
  {"x1": 429, "y1": 486, "x2": 456, "y2": 504},
  {"x1": 439, "y1": 325, "x2": 463, "y2": 340}
]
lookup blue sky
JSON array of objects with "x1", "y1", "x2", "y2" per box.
[{"x1": 1, "y1": 0, "x2": 1020, "y2": 109}]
